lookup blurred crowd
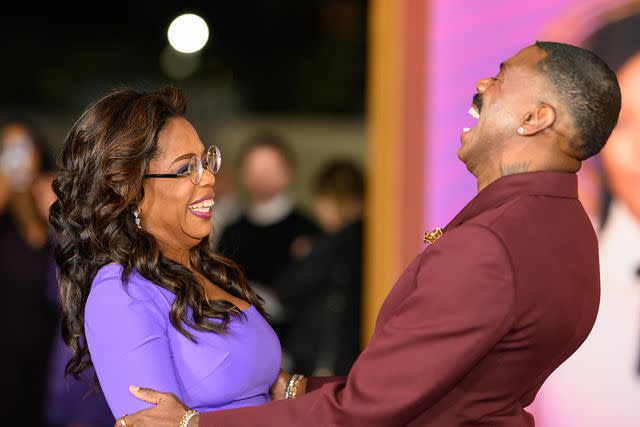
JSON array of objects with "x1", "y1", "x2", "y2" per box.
[{"x1": 0, "y1": 122, "x2": 364, "y2": 426}]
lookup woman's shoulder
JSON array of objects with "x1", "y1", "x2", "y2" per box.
[
  {"x1": 91, "y1": 263, "x2": 155, "y2": 292},
  {"x1": 86, "y1": 263, "x2": 167, "y2": 317},
  {"x1": 84, "y1": 264, "x2": 170, "y2": 363}
]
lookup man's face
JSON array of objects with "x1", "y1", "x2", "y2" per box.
[
  {"x1": 458, "y1": 45, "x2": 551, "y2": 170},
  {"x1": 240, "y1": 146, "x2": 291, "y2": 203}
]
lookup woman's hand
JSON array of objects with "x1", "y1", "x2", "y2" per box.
[{"x1": 269, "y1": 369, "x2": 291, "y2": 400}]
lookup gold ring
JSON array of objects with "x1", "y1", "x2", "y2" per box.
[{"x1": 120, "y1": 415, "x2": 129, "y2": 427}]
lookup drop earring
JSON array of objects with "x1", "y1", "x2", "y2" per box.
[
  {"x1": 517, "y1": 127, "x2": 525, "y2": 135},
  {"x1": 133, "y1": 209, "x2": 141, "y2": 229}
]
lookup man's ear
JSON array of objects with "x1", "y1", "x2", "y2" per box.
[{"x1": 517, "y1": 104, "x2": 556, "y2": 136}]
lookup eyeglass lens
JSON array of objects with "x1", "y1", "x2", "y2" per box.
[
  {"x1": 188, "y1": 146, "x2": 221, "y2": 184},
  {"x1": 208, "y1": 145, "x2": 221, "y2": 175}
]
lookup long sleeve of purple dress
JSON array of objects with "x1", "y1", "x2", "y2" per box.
[{"x1": 84, "y1": 264, "x2": 281, "y2": 419}]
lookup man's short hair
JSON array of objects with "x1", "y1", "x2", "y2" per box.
[
  {"x1": 237, "y1": 129, "x2": 295, "y2": 169},
  {"x1": 535, "y1": 41, "x2": 621, "y2": 160}
]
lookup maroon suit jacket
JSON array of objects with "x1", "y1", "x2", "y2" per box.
[{"x1": 201, "y1": 171, "x2": 600, "y2": 426}]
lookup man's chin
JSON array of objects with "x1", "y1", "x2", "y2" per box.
[
  {"x1": 457, "y1": 145, "x2": 468, "y2": 163},
  {"x1": 457, "y1": 145, "x2": 478, "y2": 175}
]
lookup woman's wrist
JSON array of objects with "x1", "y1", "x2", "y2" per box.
[
  {"x1": 284, "y1": 373, "x2": 307, "y2": 399},
  {"x1": 180, "y1": 409, "x2": 199, "y2": 427},
  {"x1": 297, "y1": 377, "x2": 308, "y2": 397},
  {"x1": 187, "y1": 413, "x2": 200, "y2": 427}
]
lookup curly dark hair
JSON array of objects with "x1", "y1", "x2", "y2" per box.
[{"x1": 50, "y1": 85, "x2": 265, "y2": 379}]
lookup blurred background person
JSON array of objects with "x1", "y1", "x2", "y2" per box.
[
  {"x1": 0, "y1": 119, "x2": 113, "y2": 426},
  {"x1": 0, "y1": 119, "x2": 57, "y2": 424},
  {"x1": 217, "y1": 130, "x2": 319, "y2": 367},
  {"x1": 277, "y1": 160, "x2": 364, "y2": 376}
]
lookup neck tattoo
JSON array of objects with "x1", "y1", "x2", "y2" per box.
[{"x1": 500, "y1": 160, "x2": 532, "y2": 176}]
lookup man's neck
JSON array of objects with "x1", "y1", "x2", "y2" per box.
[
  {"x1": 247, "y1": 193, "x2": 293, "y2": 225},
  {"x1": 475, "y1": 160, "x2": 579, "y2": 193},
  {"x1": 475, "y1": 162, "x2": 509, "y2": 193},
  {"x1": 474, "y1": 142, "x2": 580, "y2": 192}
]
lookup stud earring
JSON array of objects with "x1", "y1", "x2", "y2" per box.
[
  {"x1": 133, "y1": 209, "x2": 141, "y2": 229},
  {"x1": 517, "y1": 127, "x2": 525, "y2": 135}
]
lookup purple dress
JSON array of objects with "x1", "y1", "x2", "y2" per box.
[{"x1": 84, "y1": 264, "x2": 281, "y2": 419}]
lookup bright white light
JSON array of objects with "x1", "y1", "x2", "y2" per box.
[{"x1": 167, "y1": 14, "x2": 209, "y2": 54}]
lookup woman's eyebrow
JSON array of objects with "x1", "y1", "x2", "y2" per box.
[
  {"x1": 170, "y1": 153, "x2": 195, "y2": 165},
  {"x1": 170, "y1": 148, "x2": 205, "y2": 165}
]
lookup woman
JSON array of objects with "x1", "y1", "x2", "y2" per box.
[
  {"x1": 0, "y1": 119, "x2": 57, "y2": 424},
  {"x1": 50, "y1": 86, "x2": 282, "y2": 421},
  {"x1": 278, "y1": 160, "x2": 364, "y2": 377}
]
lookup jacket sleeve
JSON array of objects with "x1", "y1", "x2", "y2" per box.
[
  {"x1": 84, "y1": 272, "x2": 184, "y2": 419},
  {"x1": 199, "y1": 224, "x2": 516, "y2": 427},
  {"x1": 306, "y1": 376, "x2": 347, "y2": 392}
]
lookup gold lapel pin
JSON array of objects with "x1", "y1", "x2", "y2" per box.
[{"x1": 424, "y1": 227, "x2": 443, "y2": 244}]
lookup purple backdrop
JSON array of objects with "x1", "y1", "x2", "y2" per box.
[{"x1": 424, "y1": 0, "x2": 616, "y2": 228}]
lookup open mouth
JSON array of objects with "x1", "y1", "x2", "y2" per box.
[
  {"x1": 188, "y1": 196, "x2": 215, "y2": 218},
  {"x1": 462, "y1": 104, "x2": 480, "y2": 136},
  {"x1": 469, "y1": 105, "x2": 480, "y2": 120}
]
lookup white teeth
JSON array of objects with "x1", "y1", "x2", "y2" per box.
[
  {"x1": 189, "y1": 199, "x2": 215, "y2": 209},
  {"x1": 463, "y1": 127, "x2": 471, "y2": 132},
  {"x1": 468, "y1": 107, "x2": 480, "y2": 120}
]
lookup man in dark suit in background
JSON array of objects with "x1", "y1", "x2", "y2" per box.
[
  {"x1": 217, "y1": 131, "x2": 318, "y2": 359},
  {"x1": 120, "y1": 41, "x2": 621, "y2": 426}
]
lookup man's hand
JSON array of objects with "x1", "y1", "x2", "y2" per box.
[
  {"x1": 115, "y1": 385, "x2": 199, "y2": 427},
  {"x1": 270, "y1": 369, "x2": 291, "y2": 401}
]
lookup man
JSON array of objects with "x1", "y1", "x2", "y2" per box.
[
  {"x1": 118, "y1": 41, "x2": 621, "y2": 426},
  {"x1": 216, "y1": 131, "x2": 318, "y2": 355}
]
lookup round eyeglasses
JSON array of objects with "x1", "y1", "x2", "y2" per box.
[{"x1": 144, "y1": 145, "x2": 221, "y2": 185}]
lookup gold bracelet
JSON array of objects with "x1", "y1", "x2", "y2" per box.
[
  {"x1": 284, "y1": 374, "x2": 305, "y2": 399},
  {"x1": 179, "y1": 409, "x2": 199, "y2": 427}
]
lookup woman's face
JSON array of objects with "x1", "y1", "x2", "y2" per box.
[
  {"x1": 601, "y1": 53, "x2": 640, "y2": 219},
  {"x1": 0, "y1": 124, "x2": 41, "y2": 193},
  {"x1": 139, "y1": 117, "x2": 215, "y2": 250}
]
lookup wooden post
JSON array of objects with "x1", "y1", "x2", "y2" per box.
[{"x1": 363, "y1": 0, "x2": 428, "y2": 344}]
